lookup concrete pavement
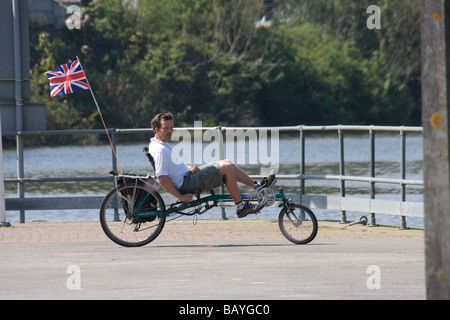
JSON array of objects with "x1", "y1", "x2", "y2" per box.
[{"x1": 0, "y1": 220, "x2": 425, "y2": 300}]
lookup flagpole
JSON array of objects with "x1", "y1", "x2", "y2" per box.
[{"x1": 76, "y1": 56, "x2": 123, "y2": 176}]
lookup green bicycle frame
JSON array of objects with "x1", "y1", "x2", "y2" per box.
[{"x1": 132, "y1": 189, "x2": 287, "y2": 218}]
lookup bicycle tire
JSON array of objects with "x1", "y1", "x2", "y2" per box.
[
  {"x1": 278, "y1": 203, "x2": 318, "y2": 244},
  {"x1": 100, "y1": 183, "x2": 166, "y2": 247}
]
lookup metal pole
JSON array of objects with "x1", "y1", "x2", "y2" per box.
[
  {"x1": 111, "y1": 128, "x2": 117, "y2": 174},
  {"x1": 299, "y1": 126, "x2": 305, "y2": 203},
  {"x1": 111, "y1": 129, "x2": 119, "y2": 221},
  {"x1": 12, "y1": 0, "x2": 24, "y2": 223},
  {"x1": 400, "y1": 128, "x2": 407, "y2": 229},
  {"x1": 369, "y1": 128, "x2": 376, "y2": 226},
  {"x1": 422, "y1": 0, "x2": 450, "y2": 299},
  {"x1": 0, "y1": 111, "x2": 10, "y2": 227},
  {"x1": 218, "y1": 126, "x2": 227, "y2": 220},
  {"x1": 338, "y1": 127, "x2": 347, "y2": 223}
]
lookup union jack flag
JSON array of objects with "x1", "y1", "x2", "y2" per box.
[{"x1": 46, "y1": 60, "x2": 90, "y2": 97}]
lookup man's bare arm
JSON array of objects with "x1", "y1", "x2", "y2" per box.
[
  {"x1": 186, "y1": 165, "x2": 199, "y2": 174},
  {"x1": 158, "y1": 175, "x2": 193, "y2": 203}
]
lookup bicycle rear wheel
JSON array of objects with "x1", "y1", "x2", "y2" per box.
[
  {"x1": 100, "y1": 183, "x2": 166, "y2": 247},
  {"x1": 278, "y1": 203, "x2": 318, "y2": 244}
]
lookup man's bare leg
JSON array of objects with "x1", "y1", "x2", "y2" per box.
[
  {"x1": 219, "y1": 159, "x2": 266, "y2": 218},
  {"x1": 231, "y1": 163, "x2": 255, "y2": 187},
  {"x1": 219, "y1": 159, "x2": 246, "y2": 203}
]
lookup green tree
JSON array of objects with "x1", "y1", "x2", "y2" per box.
[
  {"x1": 254, "y1": 22, "x2": 372, "y2": 125},
  {"x1": 279, "y1": 0, "x2": 421, "y2": 125},
  {"x1": 29, "y1": 0, "x2": 422, "y2": 135}
]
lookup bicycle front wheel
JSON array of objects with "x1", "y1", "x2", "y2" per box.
[
  {"x1": 100, "y1": 183, "x2": 166, "y2": 247},
  {"x1": 278, "y1": 203, "x2": 318, "y2": 244}
]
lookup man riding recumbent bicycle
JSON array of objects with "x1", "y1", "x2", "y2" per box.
[{"x1": 99, "y1": 113, "x2": 318, "y2": 247}]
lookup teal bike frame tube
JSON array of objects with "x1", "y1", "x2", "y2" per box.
[{"x1": 134, "y1": 189, "x2": 287, "y2": 218}]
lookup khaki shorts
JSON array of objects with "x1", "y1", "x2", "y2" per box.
[{"x1": 178, "y1": 161, "x2": 224, "y2": 194}]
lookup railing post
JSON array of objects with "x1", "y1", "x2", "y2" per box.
[
  {"x1": 338, "y1": 126, "x2": 347, "y2": 223},
  {"x1": 110, "y1": 128, "x2": 119, "y2": 221},
  {"x1": 110, "y1": 128, "x2": 117, "y2": 174},
  {"x1": 299, "y1": 126, "x2": 305, "y2": 204},
  {"x1": 400, "y1": 127, "x2": 407, "y2": 229},
  {"x1": 218, "y1": 126, "x2": 227, "y2": 220},
  {"x1": 369, "y1": 127, "x2": 377, "y2": 226},
  {"x1": 17, "y1": 132, "x2": 25, "y2": 223}
]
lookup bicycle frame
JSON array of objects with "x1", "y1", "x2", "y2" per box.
[
  {"x1": 113, "y1": 174, "x2": 288, "y2": 219},
  {"x1": 132, "y1": 190, "x2": 288, "y2": 219}
]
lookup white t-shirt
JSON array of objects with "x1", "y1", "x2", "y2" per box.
[{"x1": 148, "y1": 138, "x2": 189, "y2": 189}]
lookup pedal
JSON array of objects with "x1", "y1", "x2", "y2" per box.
[{"x1": 256, "y1": 187, "x2": 276, "y2": 206}]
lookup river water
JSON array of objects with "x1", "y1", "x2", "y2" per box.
[{"x1": 2, "y1": 131, "x2": 424, "y2": 228}]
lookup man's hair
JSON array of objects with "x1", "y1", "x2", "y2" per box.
[{"x1": 151, "y1": 112, "x2": 174, "y2": 131}]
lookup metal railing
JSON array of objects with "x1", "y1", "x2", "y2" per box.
[
  {"x1": 297, "y1": 125, "x2": 423, "y2": 229},
  {"x1": 2, "y1": 125, "x2": 424, "y2": 227}
]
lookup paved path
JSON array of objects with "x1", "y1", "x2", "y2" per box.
[{"x1": 0, "y1": 220, "x2": 425, "y2": 300}]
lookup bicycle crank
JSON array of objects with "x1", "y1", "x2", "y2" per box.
[{"x1": 256, "y1": 187, "x2": 276, "y2": 206}]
